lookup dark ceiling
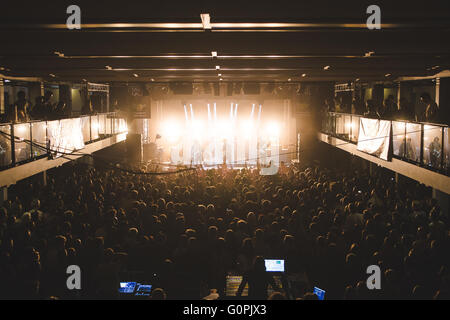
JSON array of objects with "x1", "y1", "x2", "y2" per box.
[{"x1": 1, "y1": 0, "x2": 450, "y2": 83}]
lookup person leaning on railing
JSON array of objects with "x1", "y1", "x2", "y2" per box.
[
  {"x1": 363, "y1": 99, "x2": 381, "y2": 119},
  {"x1": 8, "y1": 91, "x2": 31, "y2": 123},
  {"x1": 419, "y1": 92, "x2": 440, "y2": 123}
]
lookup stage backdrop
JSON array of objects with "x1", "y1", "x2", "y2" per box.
[{"x1": 357, "y1": 118, "x2": 391, "y2": 160}]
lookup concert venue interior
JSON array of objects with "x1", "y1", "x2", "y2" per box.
[{"x1": 0, "y1": 1, "x2": 449, "y2": 301}]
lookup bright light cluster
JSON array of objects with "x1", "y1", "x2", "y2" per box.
[{"x1": 159, "y1": 119, "x2": 281, "y2": 143}]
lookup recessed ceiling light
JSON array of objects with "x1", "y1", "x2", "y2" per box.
[
  {"x1": 288, "y1": 78, "x2": 291, "y2": 81},
  {"x1": 220, "y1": 78, "x2": 223, "y2": 81},
  {"x1": 301, "y1": 73, "x2": 307, "y2": 77},
  {"x1": 211, "y1": 51, "x2": 217, "y2": 58},
  {"x1": 324, "y1": 66, "x2": 330, "y2": 70},
  {"x1": 216, "y1": 65, "x2": 220, "y2": 70},
  {"x1": 364, "y1": 51, "x2": 375, "y2": 57},
  {"x1": 200, "y1": 13, "x2": 212, "y2": 30},
  {"x1": 355, "y1": 78, "x2": 360, "y2": 82},
  {"x1": 49, "y1": 74, "x2": 56, "y2": 78},
  {"x1": 218, "y1": 73, "x2": 222, "y2": 76},
  {"x1": 105, "y1": 65, "x2": 112, "y2": 70},
  {"x1": 133, "y1": 73, "x2": 139, "y2": 78},
  {"x1": 385, "y1": 73, "x2": 391, "y2": 77},
  {"x1": 151, "y1": 78, "x2": 155, "y2": 81},
  {"x1": 431, "y1": 65, "x2": 440, "y2": 70}
]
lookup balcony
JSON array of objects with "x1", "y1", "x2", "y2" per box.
[
  {"x1": 320, "y1": 112, "x2": 450, "y2": 194},
  {"x1": 0, "y1": 113, "x2": 127, "y2": 187}
]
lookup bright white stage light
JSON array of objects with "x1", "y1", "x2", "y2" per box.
[
  {"x1": 190, "y1": 119, "x2": 205, "y2": 141},
  {"x1": 241, "y1": 120, "x2": 254, "y2": 140},
  {"x1": 162, "y1": 120, "x2": 182, "y2": 142},
  {"x1": 266, "y1": 122, "x2": 280, "y2": 137},
  {"x1": 216, "y1": 121, "x2": 233, "y2": 140}
]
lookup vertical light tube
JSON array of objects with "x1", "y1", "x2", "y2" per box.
[{"x1": 184, "y1": 104, "x2": 189, "y2": 122}]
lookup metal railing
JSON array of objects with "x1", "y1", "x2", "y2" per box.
[
  {"x1": 0, "y1": 112, "x2": 127, "y2": 170},
  {"x1": 321, "y1": 112, "x2": 450, "y2": 176}
]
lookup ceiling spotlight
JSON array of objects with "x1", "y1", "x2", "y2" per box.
[
  {"x1": 133, "y1": 73, "x2": 139, "y2": 78},
  {"x1": 385, "y1": 73, "x2": 392, "y2": 77},
  {"x1": 218, "y1": 73, "x2": 222, "y2": 76},
  {"x1": 151, "y1": 78, "x2": 155, "y2": 82},
  {"x1": 49, "y1": 74, "x2": 56, "y2": 78},
  {"x1": 105, "y1": 65, "x2": 113, "y2": 70},
  {"x1": 288, "y1": 78, "x2": 292, "y2": 82},
  {"x1": 324, "y1": 66, "x2": 331, "y2": 70},
  {"x1": 301, "y1": 73, "x2": 307, "y2": 77},
  {"x1": 216, "y1": 65, "x2": 220, "y2": 70},
  {"x1": 211, "y1": 51, "x2": 217, "y2": 58},
  {"x1": 364, "y1": 51, "x2": 375, "y2": 57},
  {"x1": 220, "y1": 78, "x2": 223, "y2": 81},
  {"x1": 355, "y1": 78, "x2": 360, "y2": 82},
  {"x1": 431, "y1": 65, "x2": 440, "y2": 70},
  {"x1": 54, "y1": 51, "x2": 64, "y2": 57},
  {"x1": 200, "y1": 13, "x2": 212, "y2": 30}
]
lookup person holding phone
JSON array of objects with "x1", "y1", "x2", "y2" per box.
[{"x1": 236, "y1": 256, "x2": 279, "y2": 299}]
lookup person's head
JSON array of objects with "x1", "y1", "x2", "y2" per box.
[
  {"x1": 44, "y1": 90, "x2": 53, "y2": 101},
  {"x1": 17, "y1": 91, "x2": 26, "y2": 100},
  {"x1": 253, "y1": 256, "x2": 266, "y2": 272},
  {"x1": 302, "y1": 292, "x2": 319, "y2": 300},
  {"x1": 366, "y1": 100, "x2": 375, "y2": 111},
  {"x1": 420, "y1": 92, "x2": 432, "y2": 104},
  {"x1": 268, "y1": 292, "x2": 286, "y2": 300},
  {"x1": 150, "y1": 288, "x2": 167, "y2": 300}
]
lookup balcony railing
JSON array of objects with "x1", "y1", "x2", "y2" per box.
[
  {"x1": 0, "y1": 112, "x2": 127, "y2": 170},
  {"x1": 321, "y1": 112, "x2": 450, "y2": 176}
]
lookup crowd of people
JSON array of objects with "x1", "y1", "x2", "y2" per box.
[
  {"x1": 1, "y1": 90, "x2": 97, "y2": 123},
  {"x1": 323, "y1": 92, "x2": 446, "y2": 124},
  {"x1": 0, "y1": 158, "x2": 448, "y2": 300}
]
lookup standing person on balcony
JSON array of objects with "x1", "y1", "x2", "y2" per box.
[
  {"x1": 363, "y1": 100, "x2": 380, "y2": 119},
  {"x1": 396, "y1": 98, "x2": 414, "y2": 121},
  {"x1": 419, "y1": 93, "x2": 440, "y2": 123},
  {"x1": 9, "y1": 91, "x2": 31, "y2": 123},
  {"x1": 81, "y1": 98, "x2": 94, "y2": 115},
  {"x1": 42, "y1": 91, "x2": 56, "y2": 120},
  {"x1": 351, "y1": 97, "x2": 364, "y2": 115}
]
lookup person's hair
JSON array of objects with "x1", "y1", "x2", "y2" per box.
[
  {"x1": 253, "y1": 256, "x2": 265, "y2": 272},
  {"x1": 420, "y1": 92, "x2": 431, "y2": 101},
  {"x1": 268, "y1": 291, "x2": 286, "y2": 300},
  {"x1": 150, "y1": 288, "x2": 167, "y2": 300}
]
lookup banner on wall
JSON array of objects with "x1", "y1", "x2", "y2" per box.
[
  {"x1": 357, "y1": 118, "x2": 391, "y2": 161},
  {"x1": 47, "y1": 118, "x2": 85, "y2": 158}
]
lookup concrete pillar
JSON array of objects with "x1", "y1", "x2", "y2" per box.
[
  {"x1": 0, "y1": 78, "x2": 4, "y2": 114},
  {"x1": 396, "y1": 81, "x2": 401, "y2": 107},
  {"x1": 435, "y1": 77, "x2": 440, "y2": 105},
  {"x1": 106, "y1": 87, "x2": 110, "y2": 113}
]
